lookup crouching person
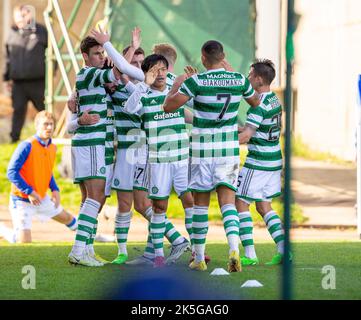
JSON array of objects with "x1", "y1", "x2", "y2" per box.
[{"x1": 6, "y1": 110, "x2": 77, "y2": 243}]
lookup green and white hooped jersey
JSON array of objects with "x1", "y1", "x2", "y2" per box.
[
  {"x1": 244, "y1": 91, "x2": 283, "y2": 171},
  {"x1": 72, "y1": 66, "x2": 115, "y2": 147},
  {"x1": 105, "y1": 94, "x2": 115, "y2": 166},
  {"x1": 111, "y1": 83, "x2": 145, "y2": 150},
  {"x1": 139, "y1": 86, "x2": 189, "y2": 163},
  {"x1": 179, "y1": 68, "x2": 255, "y2": 162}
]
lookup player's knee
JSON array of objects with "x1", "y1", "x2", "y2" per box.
[
  {"x1": 98, "y1": 195, "x2": 106, "y2": 206},
  {"x1": 256, "y1": 202, "x2": 272, "y2": 216},
  {"x1": 118, "y1": 199, "x2": 132, "y2": 212},
  {"x1": 87, "y1": 194, "x2": 106, "y2": 206},
  {"x1": 153, "y1": 202, "x2": 167, "y2": 213},
  {"x1": 236, "y1": 198, "x2": 250, "y2": 212},
  {"x1": 134, "y1": 202, "x2": 145, "y2": 214},
  {"x1": 134, "y1": 197, "x2": 152, "y2": 214},
  {"x1": 181, "y1": 193, "x2": 194, "y2": 208}
]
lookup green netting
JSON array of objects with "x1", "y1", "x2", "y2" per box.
[{"x1": 109, "y1": 0, "x2": 255, "y2": 123}]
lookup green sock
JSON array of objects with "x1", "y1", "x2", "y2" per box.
[
  {"x1": 238, "y1": 211, "x2": 257, "y2": 259},
  {"x1": 164, "y1": 215, "x2": 183, "y2": 246},
  {"x1": 72, "y1": 198, "x2": 99, "y2": 256},
  {"x1": 115, "y1": 211, "x2": 132, "y2": 255},
  {"x1": 150, "y1": 213, "x2": 166, "y2": 257},
  {"x1": 144, "y1": 224, "x2": 155, "y2": 259},
  {"x1": 185, "y1": 207, "x2": 194, "y2": 249},
  {"x1": 263, "y1": 210, "x2": 285, "y2": 254},
  {"x1": 192, "y1": 206, "x2": 208, "y2": 262},
  {"x1": 221, "y1": 204, "x2": 240, "y2": 254}
]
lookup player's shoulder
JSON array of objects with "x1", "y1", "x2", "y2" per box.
[
  {"x1": 76, "y1": 67, "x2": 89, "y2": 79},
  {"x1": 18, "y1": 139, "x2": 33, "y2": 150},
  {"x1": 12, "y1": 139, "x2": 33, "y2": 159},
  {"x1": 77, "y1": 66, "x2": 98, "y2": 76},
  {"x1": 259, "y1": 91, "x2": 282, "y2": 111}
]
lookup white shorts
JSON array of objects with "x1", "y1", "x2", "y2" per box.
[
  {"x1": 71, "y1": 145, "x2": 106, "y2": 182},
  {"x1": 189, "y1": 158, "x2": 239, "y2": 192},
  {"x1": 236, "y1": 167, "x2": 282, "y2": 203},
  {"x1": 112, "y1": 148, "x2": 137, "y2": 192},
  {"x1": 133, "y1": 162, "x2": 149, "y2": 192},
  {"x1": 149, "y1": 160, "x2": 189, "y2": 199},
  {"x1": 136, "y1": 143, "x2": 148, "y2": 165},
  {"x1": 105, "y1": 163, "x2": 114, "y2": 197},
  {"x1": 133, "y1": 144, "x2": 149, "y2": 191},
  {"x1": 9, "y1": 195, "x2": 63, "y2": 233}
]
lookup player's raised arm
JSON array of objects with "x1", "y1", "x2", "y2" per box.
[
  {"x1": 123, "y1": 27, "x2": 141, "y2": 63},
  {"x1": 90, "y1": 27, "x2": 144, "y2": 81},
  {"x1": 163, "y1": 76, "x2": 191, "y2": 112},
  {"x1": 123, "y1": 83, "x2": 147, "y2": 115},
  {"x1": 164, "y1": 65, "x2": 198, "y2": 112}
]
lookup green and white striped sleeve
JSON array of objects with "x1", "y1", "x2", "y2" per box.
[
  {"x1": 179, "y1": 75, "x2": 198, "y2": 98},
  {"x1": 246, "y1": 106, "x2": 264, "y2": 129},
  {"x1": 243, "y1": 77, "x2": 255, "y2": 99},
  {"x1": 76, "y1": 67, "x2": 116, "y2": 91}
]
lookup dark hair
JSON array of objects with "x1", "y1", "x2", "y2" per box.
[
  {"x1": 122, "y1": 46, "x2": 145, "y2": 56},
  {"x1": 201, "y1": 40, "x2": 225, "y2": 64},
  {"x1": 141, "y1": 54, "x2": 169, "y2": 73},
  {"x1": 80, "y1": 36, "x2": 101, "y2": 54},
  {"x1": 250, "y1": 59, "x2": 276, "y2": 85}
]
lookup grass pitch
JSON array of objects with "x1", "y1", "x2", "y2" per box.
[{"x1": 0, "y1": 241, "x2": 360, "y2": 300}]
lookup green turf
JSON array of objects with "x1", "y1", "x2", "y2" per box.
[{"x1": 0, "y1": 241, "x2": 359, "y2": 300}]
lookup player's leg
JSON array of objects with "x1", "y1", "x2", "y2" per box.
[
  {"x1": 13, "y1": 201, "x2": 32, "y2": 243},
  {"x1": 51, "y1": 210, "x2": 77, "y2": 230},
  {"x1": 112, "y1": 190, "x2": 133, "y2": 264},
  {"x1": 235, "y1": 198, "x2": 258, "y2": 265},
  {"x1": 112, "y1": 148, "x2": 136, "y2": 264},
  {"x1": 217, "y1": 185, "x2": 241, "y2": 272},
  {"x1": 148, "y1": 162, "x2": 172, "y2": 267},
  {"x1": 34, "y1": 195, "x2": 77, "y2": 237},
  {"x1": 165, "y1": 161, "x2": 192, "y2": 264},
  {"x1": 111, "y1": 148, "x2": 136, "y2": 264},
  {"x1": 214, "y1": 159, "x2": 241, "y2": 272},
  {"x1": 151, "y1": 198, "x2": 168, "y2": 267},
  {"x1": 256, "y1": 199, "x2": 289, "y2": 265},
  {"x1": 5, "y1": 198, "x2": 31, "y2": 243},
  {"x1": 69, "y1": 178, "x2": 106, "y2": 266},
  {"x1": 257, "y1": 169, "x2": 287, "y2": 265},
  {"x1": 132, "y1": 163, "x2": 188, "y2": 264},
  {"x1": 189, "y1": 191, "x2": 210, "y2": 271},
  {"x1": 86, "y1": 173, "x2": 111, "y2": 264},
  {"x1": 132, "y1": 162, "x2": 156, "y2": 263},
  {"x1": 79, "y1": 181, "x2": 106, "y2": 264},
  {"x1": 236, "y1": 167, "x2": 258, "y2": 265},
  {"x1": 187, "y1": 161, "x2": 212, "y2": 271},
  {"x1": 132, "y1": 189, "x2": 156, "y2": 263}
]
